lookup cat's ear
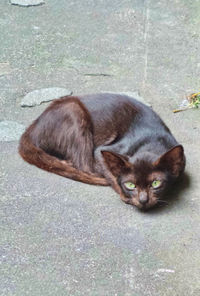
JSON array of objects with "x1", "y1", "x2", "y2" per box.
[
  {"x1": 154, "y1": 145, "x2": 185, "y2": 176},
  {"x1": 101, "y1": 151, "x2": 131, "y2": 177}
]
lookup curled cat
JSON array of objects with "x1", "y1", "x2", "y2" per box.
[{"x1": 19, "y1": 93, "x2": 185, "y2": 210}]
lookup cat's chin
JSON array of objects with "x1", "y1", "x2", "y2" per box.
[
  {"x1": 137, "y1": 203, "x2": 158, "y2": 211},
  {"x1": 125, "y1": 199, "x2": 158, "y2": 211},
  {"x1": 138, "y1": 203, "x2": 157, "y2": 211}
]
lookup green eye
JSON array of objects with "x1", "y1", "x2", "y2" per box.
[
  {"x1": 124, "y1": 182, "x2": 136, "y2": 190},
  {"x1": 152, "y1": 180, "x2": 162, "y2": 188}
]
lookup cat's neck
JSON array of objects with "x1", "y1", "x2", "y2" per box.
[{"x1": 127, "y1": 136, "x2": 177, "y2": 162}]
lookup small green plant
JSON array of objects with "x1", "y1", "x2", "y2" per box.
[
  {"x1": 190, "y1": 92, "x2": 200, "y2": 108},
  {"x1": 173, "y1": 92, "x2": 200, "y2": 113}
]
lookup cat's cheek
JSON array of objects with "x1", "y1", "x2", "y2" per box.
[
  {"x1": 124, "y1": 198, "x2": 141, "y2": 208},
  {"x1": 119, "y1": 192, "x2": 132, "y2": 204},
  {"x1": 146, "y1": 191, "x2": 162, "y2": 209},
  {"x1": 147, "y1": 199, "x2": 159, "y2": 209},
  {"x1": 120, "y1": 193, "x2": 141, "y2": 208},
  {"x1": 119, "y1": 190, "x2": 135, "y2": 205}
]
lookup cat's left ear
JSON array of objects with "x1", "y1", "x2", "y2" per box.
[
  {"x1": 154, "y1": 145, "x2": 185, "y2": 176},
  {"x1": 101, "y1": 151, "x2": 131, "y2": 177}
]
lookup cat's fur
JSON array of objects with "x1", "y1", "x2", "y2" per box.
[{"x1": 19, "y1": 93, "x2": 185, "y2": 210}]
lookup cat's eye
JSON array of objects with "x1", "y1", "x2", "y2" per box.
[
  {"x1": 152, "y1": 180, "x2": 162, "y2": 189},
  {"x1": 124, "y1": 182, "x2": 136, "y2": 190}
]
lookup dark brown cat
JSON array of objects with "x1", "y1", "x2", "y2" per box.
[{"x1": 19, "y1": 93, "x2": 185, "y2": 210}]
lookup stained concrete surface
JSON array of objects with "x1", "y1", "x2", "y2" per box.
[{"x1": 0, "y1": 0, "x2": 200, "y2": 295}]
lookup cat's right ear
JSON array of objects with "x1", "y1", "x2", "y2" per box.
[{"x1": 101, "y1": 151, "x2": 131, "y2": 177}]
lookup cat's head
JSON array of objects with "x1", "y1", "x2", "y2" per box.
[{"x1": 101, "y1": 145, "x2": 185, "y2": 210}]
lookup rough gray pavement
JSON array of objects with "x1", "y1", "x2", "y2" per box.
[{"x1": 0, "y1": 0, "x2": 200, "y2": 295}]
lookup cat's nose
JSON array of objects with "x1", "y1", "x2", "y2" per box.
[{"x1": 139, "y1": 192, "x2": 148, "y2": 205}]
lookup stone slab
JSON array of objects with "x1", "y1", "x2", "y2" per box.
[
  {"x1": 20, "y1": 87, "x2": 72, "y2": 107},
  {"x1": 10, "y1": 0, "x2": 45, "y2": 7}
]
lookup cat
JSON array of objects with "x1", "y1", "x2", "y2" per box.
[{"x1": 19, "y1": 93, "x2": 186, "y2": 210}]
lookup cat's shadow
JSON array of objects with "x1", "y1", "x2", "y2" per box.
[{"x1": 141, "y1": 172, "x2": 191, "y2": 214}]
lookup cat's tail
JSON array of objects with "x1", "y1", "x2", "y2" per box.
[{"x1": 18, "y1": 125, "x2": 108, "y2": 186}]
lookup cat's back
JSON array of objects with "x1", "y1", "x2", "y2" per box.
[
  {"x1": 79, "y1": 93, "x2": 178, "y2": 155},
  {"x1": 79, "y1": 92, "x2": 164, "y2": 129},
  {"x1": 79, "y1": 93, "x2": 141, "y2": 135},
  {"x1": 79, "y1": 92, "x2": 144, "y2": 112}
]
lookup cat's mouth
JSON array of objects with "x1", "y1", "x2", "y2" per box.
[
  {"x1": 137, "y1": 199, "x2": 169, "y2": 211},
  {"x1": 120, "y1": 192, "x2": 164, "y2": 210},
  {"x1": 125, "y1": 198, "x2": 159, "y2": 210}
]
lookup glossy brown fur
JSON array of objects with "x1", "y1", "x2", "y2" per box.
[
  {"x1": 19, "y1": 94, "x2": 137, "y2": 186},
  {"x1": 19, "y1": 93, "x2": 185, "y2": 209},
  {"x1": 19, "y1": 97, "x2": 108, "y2": 185}
]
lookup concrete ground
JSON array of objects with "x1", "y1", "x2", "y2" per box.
[{"x1": 0, "y1": 0, "x2": 200, "y2": 295}]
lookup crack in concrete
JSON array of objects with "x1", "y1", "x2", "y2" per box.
[{"x1": 143, "y1": 0, "x2": 150, "y2": 89}]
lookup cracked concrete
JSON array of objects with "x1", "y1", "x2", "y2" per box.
[{"x1": 0, "y1": 0, "x2": 200, "y2": 295}]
